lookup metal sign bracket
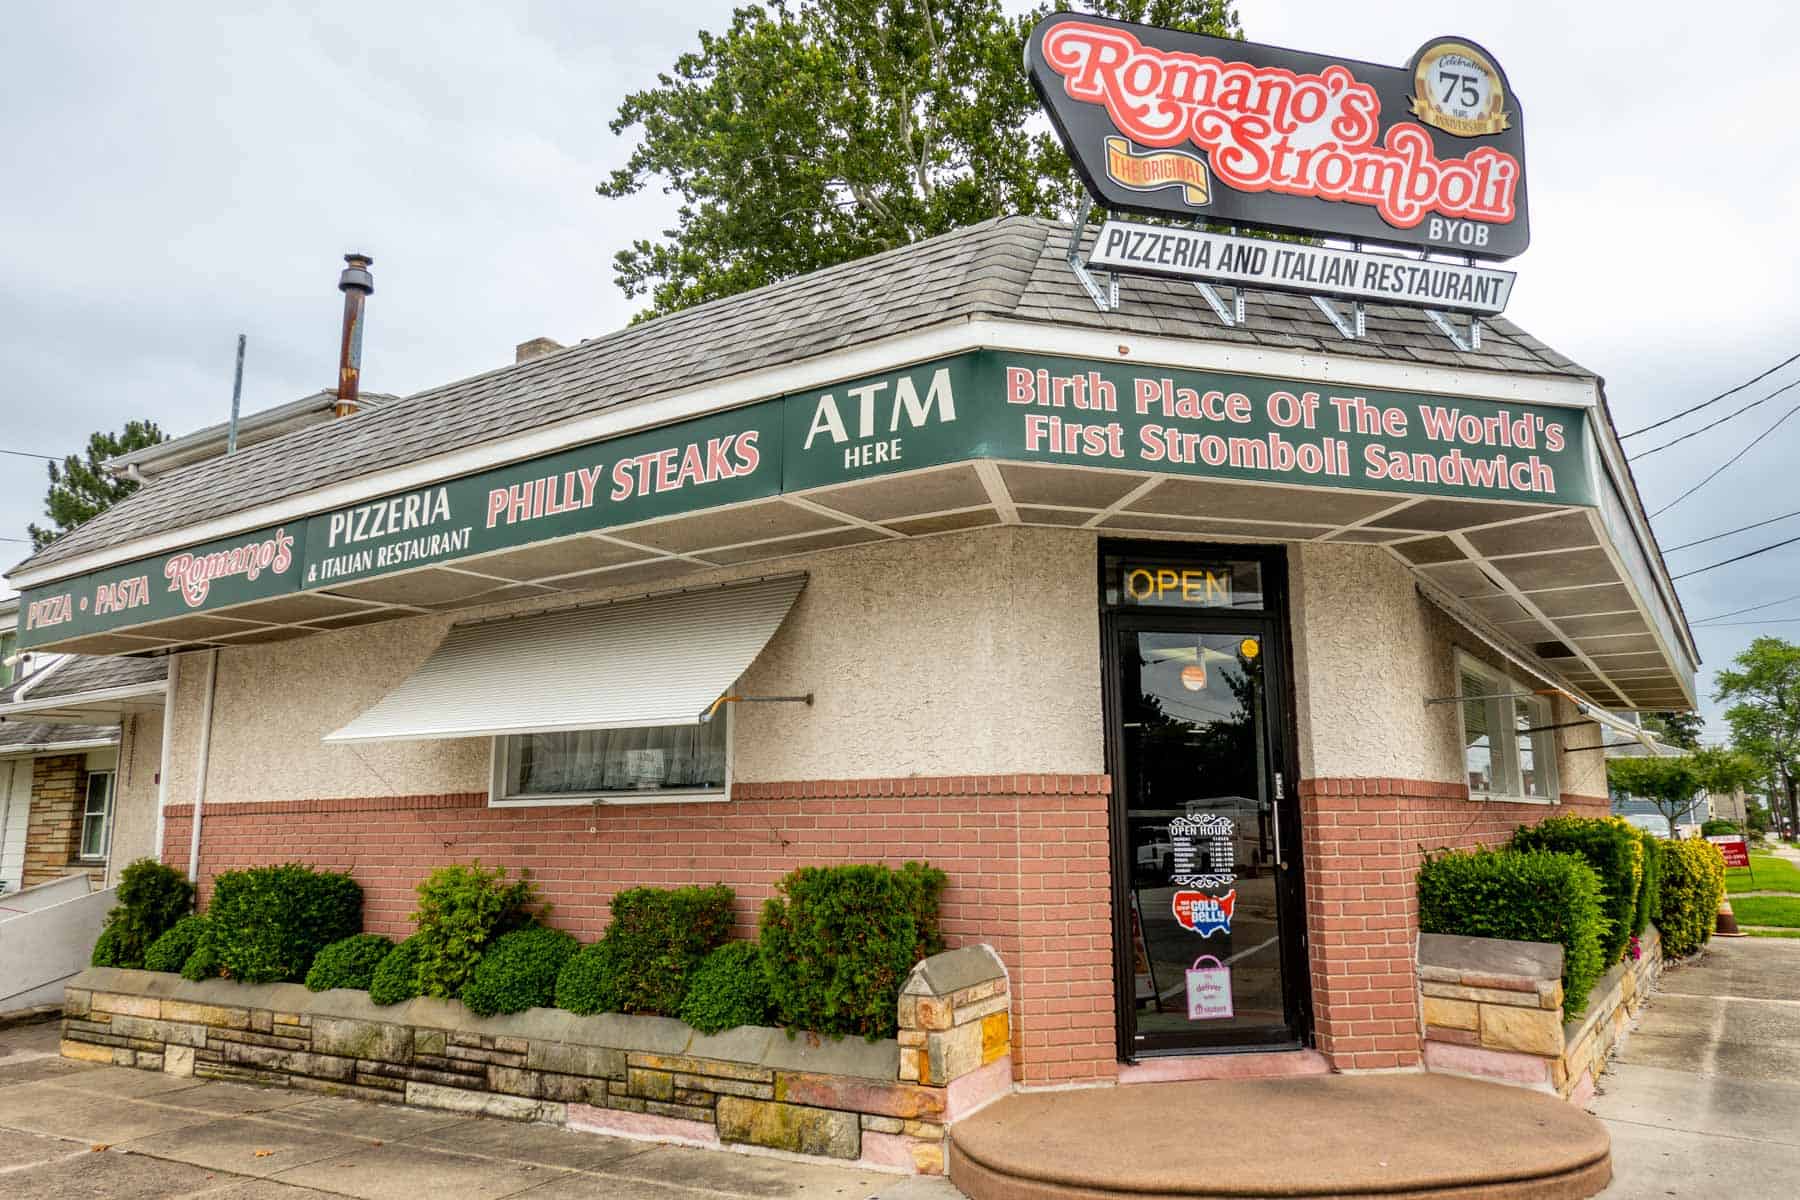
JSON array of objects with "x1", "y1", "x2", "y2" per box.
[
  {"x1": 1066, "y1": 195, "x2": 1118, "y2": 313},
  {"x1": 1310, "y1": 295, "x2": 1365, "y2": 341},
  {"x1": 1425, "y1": 309, "x2": 1482, "y2": 353},
  {"x1": 1195, "y1": 281, "x2": 1246, "y2": 328}
]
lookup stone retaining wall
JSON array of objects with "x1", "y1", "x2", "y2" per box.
[
  {"x1": 60, "y1": 945, "x2": 1014, "y2": 1175},
  {"x1": 1419, "y1": 927, "x2": 1661, "y2": 1102}
]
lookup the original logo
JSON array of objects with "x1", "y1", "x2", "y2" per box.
[
  {"x1": 1172, "y1": 889, "x2": 1237, "y2": 938},
  {"x1": 1103, "y1": 136, "x2": 1209, "y2": 207},
  {"x1": 1411, "y1": 41, "x2": 1510, "y2": 137}
]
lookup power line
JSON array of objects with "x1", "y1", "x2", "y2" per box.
[
  {"x1": 1691, "y1": 590, "x2": 1800, "y2": 624},
  {"x1": 0, "y1": 448, "x2": 59, "y2": 462},
  {"x1": 1671, "y1": 532, "x2": 1800, "y2": 580},
  {"x1": 1650, "y1": 398, "x2": 1800, "y2": 518},
  {"x1": 1631, "y1": 378, "x2": 1800, "y2": 459},
  {"x1": 1665, "y1": 508, "x2": 1800, "y2": 553},
  {"x1": 1620, "y1": 349, "x2": 1800, "y2": 439},
  {"x1": 1692, "y1": 617, "x2": 1800, "y2": 628}
]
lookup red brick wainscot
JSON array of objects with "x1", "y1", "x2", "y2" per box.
[
  {"x1": 1298, "y1": 779, "x2": 1609, "y2": 1072},
  {"x1": 161, "y1": 773, "x2": 1117, "y2": 1088}
]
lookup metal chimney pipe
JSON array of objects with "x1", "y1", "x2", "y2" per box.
[{"x1": 335, "y1": 252, "x2": 374, "y2": 418}]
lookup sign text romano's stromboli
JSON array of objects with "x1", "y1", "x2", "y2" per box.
[
  {"x1": 15, "y1": 351, "x2": 1589, "y2": 648},
  {"x1": 1026, "y1": 13, "x2": 1529, "y2": 258}
]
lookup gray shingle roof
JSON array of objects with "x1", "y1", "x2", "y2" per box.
[
  {"x1": 0, "y1": 720, "x2": 117, "y2": 754},
  {"x1": 15, "y1": 217, "x2": 1593, "y2": 577},
  {"x1": 1, "y1": 655, "x2": 167, "y2": 704}
]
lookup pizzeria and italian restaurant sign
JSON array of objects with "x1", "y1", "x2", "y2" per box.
[{"x1": 16, "y1": 351, "x2": 1590, "y2": 647}]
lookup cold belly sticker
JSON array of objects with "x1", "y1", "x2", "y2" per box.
[{"x1": 1172, "y1": 889, "x2": 1236, "y2": 938}]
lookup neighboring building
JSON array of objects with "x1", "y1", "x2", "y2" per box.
[
  {"x1": 0, "y1": 648, "x2": 167, "y2": 892},
  {"x1": 5, "y1": 218, "x2": 1697, "y2": 1083},
  {"x1": 105, "y1": 388, "x2": 395, "y2": 483}
]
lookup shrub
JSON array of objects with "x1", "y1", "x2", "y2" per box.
[
  {"x1": 1658, "y1": 837, "x2": 1727, "y2": 957},
  {"x1": 411, "y1": 863, "x2": 542, "y2": 1000},
  {"x1": 555, "y1": 884, "x2": 734, "y2": 1017},
  {"x1": 1632, "y1": 827, "x2": 1661, "y2": 939},
  {"x1": 144, "y1": 915, "x2": 210, "y2": 973},
  {"x1": 1417, "y1": 847, "x2": 1606, "y2": 1018},
  {"x1": 462, "y1": 926, "x2": 580, "y2": 1016},
  {"x1": 1512, "y1": 816, "x2": 1642, "y2": 965},
  {"x1": 90, "y1": 924, "x2": 126, "y2": 968},
  {"x1": 208, "y1": 863, "x2": 363, "y2": 983},
  {"x1": 180, "y1": 936, "x2": 223, "y2": 982},
  {"x1": 1701, "y1": 818, "x2": 1742, "y2": 838},
  {"x1": 94, "y1": 859, "x2": 194, "y2": 968},
  {"x1": 680, "y1": 941, "x2": 774, "y2": 1034},
  {"x1": 305, "y1": 933, "x2": 396, "y2": 992},
  {"x1": 369, "y1": 934, "x2": 426, "y2": 1006},
  {"x1": 760, "y1": 861, "x2": 948, "y2": 1039}
]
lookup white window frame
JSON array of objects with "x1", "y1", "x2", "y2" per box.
[
  {"x1": 1454, "y1": 652, "x2": 1559, "y2": 806},
  {"x1": 79, "y1": 769, "x2": 116, "y2": 861},
  {"x1": 487, "y1": 708, "x2": 733, "y2": 808}
]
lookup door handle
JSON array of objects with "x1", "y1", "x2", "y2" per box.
[{"x1": 1272, "y1": 772, "x2": 1285, "y2": 870}]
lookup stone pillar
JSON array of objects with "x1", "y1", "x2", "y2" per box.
[
  {"x1": 22, "y1": 755, "x2": 89, "y2": 888},
  {"x1": 891, "y1": 943, "x2": 1013, "y2": 1174}
]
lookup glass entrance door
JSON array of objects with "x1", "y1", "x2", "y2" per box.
[{"x1": 1114, "y1": 623, "x2": 1306, "y2": 1053}]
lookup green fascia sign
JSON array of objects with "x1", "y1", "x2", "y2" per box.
[{"x1": 15, "y1": 350, "x2": 1591, "y2": 648}]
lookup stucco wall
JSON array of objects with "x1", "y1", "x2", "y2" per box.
[
  {"x1": 158, "y1": 528, "x2": 1606, "y2": 811},
  {"x1": 164, "y1": 527, "x2": 1108, "y2": 806},
  {"x1": 107, "y1": 710, "x2": 162, "y2": 885},
  {"x1": 1289, "y1": 540, "x2": 1607, "y2": 799}
]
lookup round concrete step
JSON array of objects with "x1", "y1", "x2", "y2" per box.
[{"x1": 949, "y1": 1073, "x2": 1610, "y2": 1199}]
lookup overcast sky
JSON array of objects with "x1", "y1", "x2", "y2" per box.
[{"x1": 3, "y1": 1, "x2": 1796, "y2": 734}]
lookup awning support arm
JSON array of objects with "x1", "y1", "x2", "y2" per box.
[{"x1": 703, "y1": 693, "x2": 815, "y2": 723}]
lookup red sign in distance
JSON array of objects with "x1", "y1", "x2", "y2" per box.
[{"x1": 1707, "y1": 835, "x2": 1751, "y2": 869}]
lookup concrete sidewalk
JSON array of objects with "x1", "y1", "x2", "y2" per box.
[
  {"x1": 0, "y1": 1019, "x2": 961, "y2": 1200},
  {"x1": 1593, "y1": 937, "x2": 1800, "y2": 1198}
]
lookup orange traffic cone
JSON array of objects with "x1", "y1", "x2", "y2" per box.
[{"x1": 1715, "y1": 898, "x2": 1745, "y2": 937}]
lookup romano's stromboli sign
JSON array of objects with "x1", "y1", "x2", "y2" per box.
[
  {"x1": 17, "y1": 352, "x2": 1590, "y2": 648},
  {"x1": 1026, "y1": 13, "x2": 1529, "y2": 259}
]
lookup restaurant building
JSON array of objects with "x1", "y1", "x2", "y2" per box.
[{"x1": 5, "y1": 213, "x2": 1696, "y2": 1086}]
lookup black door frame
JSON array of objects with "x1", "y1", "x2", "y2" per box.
[{"x1": 1098, "y1": 540, "x2": 1313, "y2": 1060}]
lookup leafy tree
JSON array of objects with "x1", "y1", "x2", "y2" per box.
[
  {"x1": 1608, "y1": 748, "x2": 1763, "y2": 838},
  {"x1": 597, "y1": 0, "x2": 1240, "y2": 318},
  {"x1": 29, "y1": 421, "x2": 166, "y2": 549},
  {"x1": 1641, "y1": 710, "x2": 1704, "y2": 751},
  {"x1": 1716, "y1": 637, "x2": 1800, "y2": 839}
]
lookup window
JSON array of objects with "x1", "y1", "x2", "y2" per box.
[
  {"x1": 1456, "y1": 653, "x2": 1558, "y2": 803},
  {"x1": 79, "y1": 771, "x2": 115, "y2": 860},
  {"x1": 492, "y1": 714, "x2": 729, "y2": 806}
]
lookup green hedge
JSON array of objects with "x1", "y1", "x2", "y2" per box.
[
  {"x1": 208, "y1": 864, "x2": 363, "y2": 983},
  {"x1": 1632, "y1": 827, "x2": 1661, "y2": 938},
  {"x1": 1417, "y1": 847, "x2": 1606, "y2": 1018},
  {"x1": 760, "y1": 862, "x2": 947, "y2": 1039},
  {"x1": 369, "y1": 934, "x2": 426, "y2": 1006},
  {"x1": 411, "y1": 863, "x2": 541, "y2": 1000},
  {"x1": 143, "y1": 915, "x2": 210, "y2": 973},
  {"x1": 305, "y1": 934, "x2": 396, "y2": 992},
  {"x1": 462, "y1": 926, "x2": 580, "y2": 1016},
  {"x1": 1512, "y1": 816, "x2": 1642, "y2": 965},
  {"x1": 1658, "y1": 837, "x2": 1727, "y2": 957},
  {"x1": 679, "y1": 941, "x2": 774, "y2": 1034},
  {"x1": 1700, "y1": 818, "x2": 1742, "y2": 838},
  {"x1": 554, "y1": 885, "x2": 735, "y2": 1017},
  {"x1": 91, "y1": 859, "x2": 194, "y2": 969}
]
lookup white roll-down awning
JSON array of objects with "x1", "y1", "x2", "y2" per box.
[{"x1": 325, "y1": 574, "x2": 805, "y2": 744}]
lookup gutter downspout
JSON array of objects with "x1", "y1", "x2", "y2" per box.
[
  {"x1": 186, "y1": 650, "x2": 218, "y2": 883},
  {"x1": 153, "y1": 655, "x2": 178, "y2": 863}
]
